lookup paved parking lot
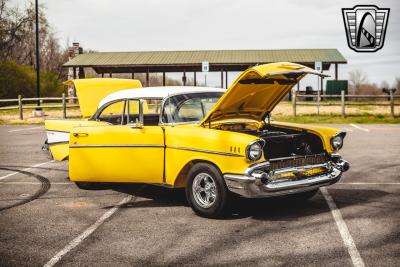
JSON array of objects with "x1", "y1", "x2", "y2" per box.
[{"x1": 0, "y1": 124, "x2": 399, "y2": 266}]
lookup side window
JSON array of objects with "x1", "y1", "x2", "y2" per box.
[
  {"x1": 97, "y1": 101, "x2": 125, "y2": 125},
  {"x1": 177, "y1": 99, "x2": 205, "y2": 121}
]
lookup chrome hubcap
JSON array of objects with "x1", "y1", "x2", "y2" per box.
[{"x1": 192, "y1": 173, "x2": 217, "y2": 208}]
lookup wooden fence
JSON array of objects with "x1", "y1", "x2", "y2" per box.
[
  {"x1": 0, "y1": 91, "x2": 399, "y2": 120},
  {"x1": 0, "y1": 94, "x2": 78, "y2": 120},
  {"x1": 292, "y1": 90, "x2": 399, "y2": 118}
]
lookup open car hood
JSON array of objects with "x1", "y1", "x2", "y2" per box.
[
  {"x1": 200, "y1": 62, "x2": 329, "y2": 125},
  {"x1": 64, "y1": 78, "x2": 142, "y2": 118}
]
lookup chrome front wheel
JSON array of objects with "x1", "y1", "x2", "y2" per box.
[
  {"x1": 192, "y1": 173, "x2": 217, "y2": 208},
  {"x1": 186, "y1": 163, "x2": 229, "y2": 218}
]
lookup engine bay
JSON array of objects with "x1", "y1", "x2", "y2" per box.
[{"x1": 215, "y1": 122, "x2": 325, "y2": 159}]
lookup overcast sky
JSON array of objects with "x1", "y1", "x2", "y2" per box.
[{"x1": 12, "y1": 0, "x2": 400, "y2": 88}]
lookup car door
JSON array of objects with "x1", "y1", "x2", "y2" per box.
[{"x1": 69, "y1": 99, "x2": 165, "y2": 183}]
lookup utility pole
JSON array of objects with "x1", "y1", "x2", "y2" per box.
[{"x1": 34, "y1": 0, "x2": 42, "y2": 113}]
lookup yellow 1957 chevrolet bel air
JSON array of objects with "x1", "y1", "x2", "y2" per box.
[{"x1": 44, "y1": 62, "x2": 349, "y2": 218}]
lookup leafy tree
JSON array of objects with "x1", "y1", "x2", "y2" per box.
[
  {"x1": 0, "y1": 60, "x2": 35, "y2": 98},
  {"x1": 0, "y1": 0, "x2": 68, "y2": 97}
]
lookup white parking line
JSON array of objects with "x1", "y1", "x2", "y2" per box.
[
  {"x1": 0, "y1": 182, "x2": 72, "y2": 185},
  {"x1": 8, "y1": 126, "x2": 43, "y2": 133},
  {"x1": 43, "y1": 195, "x2": 133, "y2": 267},
  {"x1": 338, "y1": 182, "x2": 400, "y2": 185},
  {"x1": 349, "y1": 124, "x2": 370, "y2": 132},
  {"x1": 321, "y1": 188, "x2": 365, "y2": 267},
  {"x1": 0, "y1": 160, "x2": 54, "y2": 181}
]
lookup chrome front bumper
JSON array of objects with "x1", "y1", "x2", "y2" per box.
[{"x1": 223, "y1": 158, "x2": 349, "y2": 198}]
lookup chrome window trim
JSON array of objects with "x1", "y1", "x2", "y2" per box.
[
  {"x1": 93, "y1": 97, "x2": 163, "y2": 125},
  {"x1": 167, "y1": 146, "x2": 244, "y2": 157}
]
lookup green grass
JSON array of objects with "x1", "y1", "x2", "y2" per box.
[{"x1": 274, "y1": 114, "x2": 400, "y2": 124}]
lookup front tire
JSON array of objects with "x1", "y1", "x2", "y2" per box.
[{"x1": 186, "y1": 163, "x2": 229, "y2": 218}]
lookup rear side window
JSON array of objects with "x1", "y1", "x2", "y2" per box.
[{"x1": 97, "y1": 101, "x2": 125, "y2": 125}]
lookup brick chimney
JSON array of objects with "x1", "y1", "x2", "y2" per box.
[{"x1": 67, "y1": 42, "x2": 83, "y2": 99}]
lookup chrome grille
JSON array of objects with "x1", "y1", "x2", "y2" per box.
[{"x1": 268, "y1": 153, "x2": 327, "y2": 170}]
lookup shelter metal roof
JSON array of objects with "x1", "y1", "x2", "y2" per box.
[{"x1": 64, "y1": 49, "x2": 347, "y2": 73}]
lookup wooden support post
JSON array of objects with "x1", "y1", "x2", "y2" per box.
[
  {"x1": 320, "y1": 75, "x2": 324, "y2": 101},
  {"x1": 182, "y1": 71, "x2": 187, "y2": 86},
  {"x1": 390, "y1": 90, "x2": 395, "y2": 118},
  {"x1": 62, "y1": 93, "x2": 66, "y2": 119},
  {"x1": 221, "y1": 70, "x2": 224, "y2": 88},
  {"x1": 317, "y1": 89, "x2": 321, "y2": 117},
  {"x1": 146, "y1": 69, "x2": 149, "y2": 87},
  {"x1": 225, "y1": 71, "x2": 228, "y2": 88},
  {"x1": 132, "y1": 73, "x2": 135, "y2": 79},
  {"x1": 292, "y1": 90, "x2": 296, "y2": 117},
  {"x1": 194, "y1": 72, "x2": 196, "y2": 86},
  {"x1": 78, "y1": 67, "x2": 85, "y2": 78},
  {"x1": 297, "y1": 80, "x2": 300, "y2": 92},
  {"x1": 335, "y1": 63, "x2": 338, "y2": 80},
  {"x1": 101, "y1": 73, "x2": 104, "y2": 78},
  {"x1": 163, "y1": 72, "x2": 166, "y2": 86},
  {"x1": 109, "y1": 71, "x2": 112, "y2": 78},
  {"x1": 73, "y1": 67, "x2": 76, "y2": 79},
  {"x1": 341, "y1": 90, "x2": 345, "y2": 118},
  {"x1": 18, "y1": 95, "x2": 23, "y2": 120}
]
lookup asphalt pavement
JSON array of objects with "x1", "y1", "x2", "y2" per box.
[{"x1": 0, "y1": 124, "x2": 399, "y2": 266}]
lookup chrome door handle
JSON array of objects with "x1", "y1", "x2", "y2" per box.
[{"x1": 73, "y1": 133, "x2": 89, "y2": 137}]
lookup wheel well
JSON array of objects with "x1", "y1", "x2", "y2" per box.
[{"x1": 173, "y1": 160, "x2": 221, "y2": 188}]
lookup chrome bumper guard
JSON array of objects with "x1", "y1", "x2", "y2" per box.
[{"x1": 223, "y1": 158, "x2": 349, "y2": 198}]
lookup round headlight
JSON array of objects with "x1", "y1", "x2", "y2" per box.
[
  {"x1": 331, "y1": 135, "x2": 343, "y2": 150},
  {"x1": 246, "y1": 142, "x2": 263, "y2": 161}
]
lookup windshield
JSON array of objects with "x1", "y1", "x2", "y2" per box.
[{"x1": 162, "y1": 92, "x2": 223, "y2": 123}]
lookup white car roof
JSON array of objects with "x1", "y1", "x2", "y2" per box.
[{"x1": 98, "y1": 86, "x2": 226, "y2": 108}]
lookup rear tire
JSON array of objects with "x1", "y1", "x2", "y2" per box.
[{"x1": 186, "y1": 163, "x2": 229, "y2": 218}]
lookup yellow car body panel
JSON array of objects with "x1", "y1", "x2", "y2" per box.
[
  {"x1": 69, "y1": 125, "x2": 164, "y2": 183},
  {"x1": 163, "y1": 124, "x2": 262, "y2": 186}
]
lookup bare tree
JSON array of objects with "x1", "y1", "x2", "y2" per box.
[
  {"x1": 348, "y1": 70, "x2": 368, "y2": 94},
  {"x1": 393, "y1": 78, "x2": 400, "y2": 95},
  {"x1": 0, "y1": 0, "x2": 68, "y2": 78}
]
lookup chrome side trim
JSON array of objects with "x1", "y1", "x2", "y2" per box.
[
  {"x1": 48, "y1": 141, "x2": 69, "y2": 146},
  {"x1": 70, "y1": 144, "x2": 165, "y2": 148},
  {"x1": 167, "y1": 146, "x2": 244, "y2": 157}
]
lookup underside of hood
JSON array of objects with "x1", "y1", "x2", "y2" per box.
[
  {"x1": 64, "y1": 78, "x2": 142, "y2": 118},
  {"x1": 201, "y1": 62, "x2": 328, "y2": 125}
]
